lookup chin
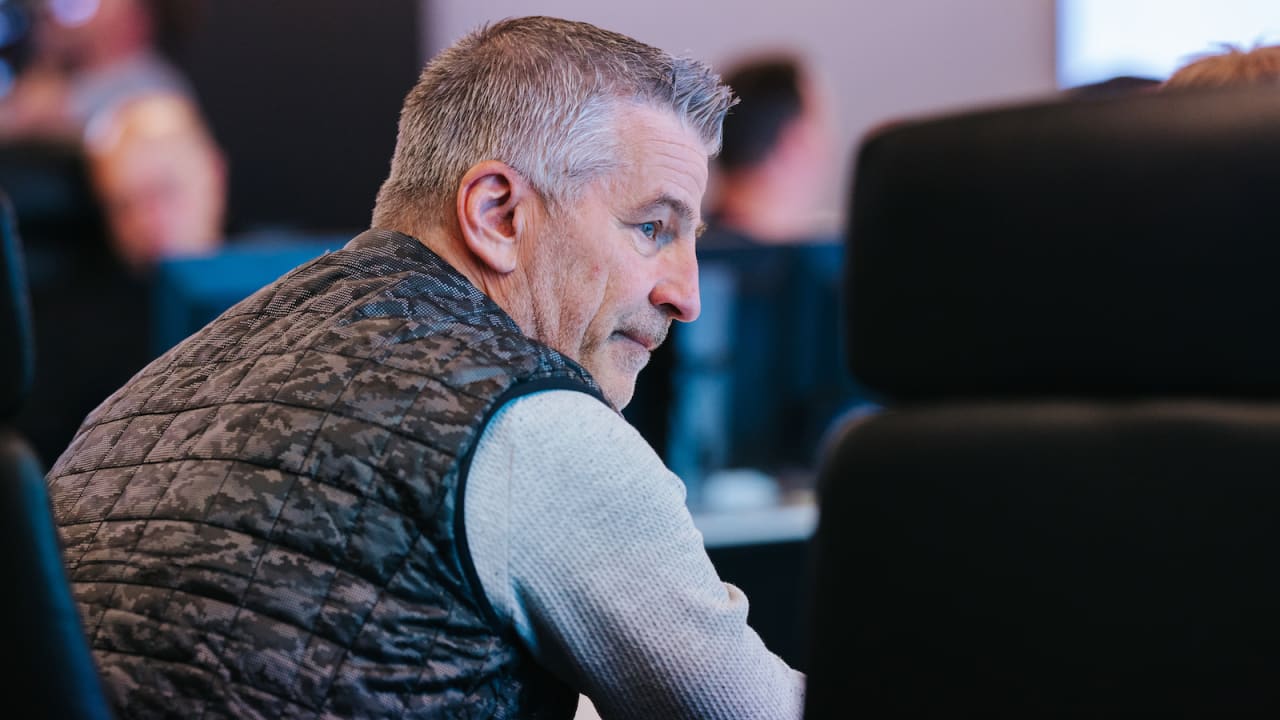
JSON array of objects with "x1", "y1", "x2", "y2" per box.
[
  {"x1": 597, "y1": 374, "x2": 636, "y2": 411},
  {"x1": 611, "y1": 390, "x2": 634, "y2": 411},
  {"x1": 585, "y1": 349, "x2": 644, "y2": 410}
]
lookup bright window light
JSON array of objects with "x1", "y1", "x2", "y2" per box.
[{"x1": 1057, "y1": 0, "x2": 1280, "y2": 88}]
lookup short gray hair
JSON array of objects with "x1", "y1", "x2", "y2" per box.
[{"x1": 371, "y1": 16, "x2": 735, "y2": 231}]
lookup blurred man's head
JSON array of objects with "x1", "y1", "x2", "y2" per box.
[
  {"x1": 718, "y1": 57, "x2": 808, "y2": 173},
  {"x1": 711, "y1": 54, "x2": 835, "y2": 242},
  {"x1": 1164, "y1": 43, "x2": 1280, "y2": 91},
  {"x1": 85, "y1": 93, "x2": 225, "y2": 269}
]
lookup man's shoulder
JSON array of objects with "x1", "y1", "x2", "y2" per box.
[{"x1": 487, "y1": 389, "x2": 630, "y2": 448}]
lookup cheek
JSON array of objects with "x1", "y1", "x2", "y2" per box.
[
  {"x1": 580, "y1": 278, "x2": 611, "y2": 328},
  {"x1": 573, "y1": 278, "x2": 616, "y2": 349}
]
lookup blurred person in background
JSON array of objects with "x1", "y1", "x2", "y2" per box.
[
  {"x1": 0, "y1": 0, "x2": 225, "y2": 268},
  {"x1": 702, "y1": 54, "x2": 837, "y2": 249},
  {"x1": 84, "y1": 91, "x2": 224, "y2": 269},
  {"x1": 0, "y1": 0, "x2": 193, "y2": 139}
]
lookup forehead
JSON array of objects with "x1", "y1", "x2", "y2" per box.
[{"x1": 600, "y1": 105, "x2": 710, "y2": 212}]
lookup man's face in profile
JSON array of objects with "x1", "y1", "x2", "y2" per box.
[{"x1": 523, "y1": 106, "x2": 708, "y2": 409}]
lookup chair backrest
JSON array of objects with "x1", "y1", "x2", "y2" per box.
[
  {"x1": 0, "y1": 189, "x2": 113, "y2": 719},
  {"x1": 807, "y1": 84, "x2": 1280, "y2": 716},
  {"x1": 0, "y1": 191, "x2": 33, "y2": 418},
  {"x1": 1, "y1": 138, "x2": 149, "y2": 468}
]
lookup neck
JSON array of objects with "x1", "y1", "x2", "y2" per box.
[{"x1": 398, "y1": 221, "x2": 534, "y2": 329}]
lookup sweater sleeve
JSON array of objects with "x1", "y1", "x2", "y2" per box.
[{"x1": 462, "y1": 389, "x2": 805, "y2": 720}]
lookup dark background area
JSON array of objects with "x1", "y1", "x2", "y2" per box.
[{"x1": 173, "y1": 0, "x2": 421, "y2": 235}]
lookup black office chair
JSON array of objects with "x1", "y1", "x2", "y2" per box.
[
  {"x1": 0, "y1": 139, "x2": 153, "y2": 468},
  {"x1": 807, "y1": 84, "x2": 1280, "y2": 716},
  {"x1": 0, "y1": 189, "x2": 113, "y2": 719}
]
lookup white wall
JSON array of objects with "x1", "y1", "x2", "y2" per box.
[{"x1": 423, "y1": 0, "x2": 1058, "y2": 226}]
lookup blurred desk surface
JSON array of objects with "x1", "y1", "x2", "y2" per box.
[{"x1": 692, "y1": 500, "x2": 816, "y2": 549}]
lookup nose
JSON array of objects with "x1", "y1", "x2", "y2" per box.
[{"x1": 649, "y1": 240, "x2": 701, "y2": 322}]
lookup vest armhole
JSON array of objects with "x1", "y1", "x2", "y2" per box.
[{"x1": 454, "y1": 377, "x2": 608, "y2": 629}]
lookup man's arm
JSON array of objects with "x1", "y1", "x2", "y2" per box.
[{"x1": 464, "y1": 389, "x2": 804, "y2": 720}]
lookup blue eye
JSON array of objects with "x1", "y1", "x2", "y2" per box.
[{"x1": 639, "y1": 221, "x2": 659, "y2": 240}]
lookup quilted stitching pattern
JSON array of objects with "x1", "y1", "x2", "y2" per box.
[{"x1": 48, "y1": 230, "x2": 595, "y2": 719}]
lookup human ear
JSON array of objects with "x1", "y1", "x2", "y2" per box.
[{"x1": 456, "y1": 160, "x2": 534, "y2": 275}]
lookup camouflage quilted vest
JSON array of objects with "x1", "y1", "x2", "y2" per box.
[{"x1": 48, "y1": 229, "x2": 602, "y2": 719}]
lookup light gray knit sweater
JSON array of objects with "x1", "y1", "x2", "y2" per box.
[{"x1": 465, "y1": 390, "x2": 805, "y2": 719}]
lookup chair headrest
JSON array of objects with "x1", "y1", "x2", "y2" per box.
[
  {"x1": 0, "y1": 190, "x2": 34, "y2": 419},
  {"x1": 847, "y1": 84, "x2": 1280, "y2": 401},
  {"x1": 0, "y1": 140, "x2": 101, "y2": 244}
]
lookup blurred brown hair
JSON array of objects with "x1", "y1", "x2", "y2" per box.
[{"x1": 1164, "y1": 43, "x2": 1280, "y2": 90}]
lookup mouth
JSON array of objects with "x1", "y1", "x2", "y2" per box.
[
  {"x1": 614, "y1": 331, "x2": 658, "y2": 352},
  {"x1": 607, "y1": 315, "x2": 671, "y2": 358}
]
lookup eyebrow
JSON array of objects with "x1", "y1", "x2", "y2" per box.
[{"x1": 633, "y1": 193, "x2": 699, "y2": 233}]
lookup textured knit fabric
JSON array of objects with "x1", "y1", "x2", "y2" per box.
[
  {"x1": 47, "y1": 229, "x2": 599, "y2": 719},
  {"x1": 466, "y1": 390, "x2": 806, "y2": 720}
]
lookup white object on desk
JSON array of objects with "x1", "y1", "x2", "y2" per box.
[{"x1": 692, "y1": 501, "x2": 817, "y2": 549}]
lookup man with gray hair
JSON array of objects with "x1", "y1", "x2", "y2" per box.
[{"x1": 48, "y1": 15, "x2": 804, "y2": 719}]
